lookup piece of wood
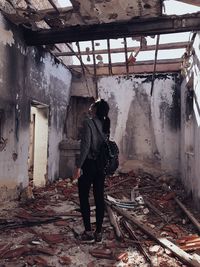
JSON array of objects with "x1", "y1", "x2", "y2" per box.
[
  {"x1": 105, "y1": 176, "x2": 134, "y2": 192},
  {"x1": 91, "y1": 40, "x2": 98, "y2": 97},
  {"x1": 108, "y1": 203, "x2": 200, "y2": 267},
  {"x1": 144, "y1": 197, "x2": 169, "y2": 223},
  {"x1": 175, "y1": 198, "x2": 200, "y2": 233},
  {"x1": 106, "y1": 205, "x2": 122, "y2": 240},
  {"x1": 47, "y1": 0, "x2": 60, "y2": 13},
  {"x1": 65, "y1": 43, "x2": 90, "y2": 74},
  {"x1": 124, "y1": 37, "x2": 129, "y2": 77},
  {"x1": 107, "y1": 39, "x2": 112, "y2": 75},
  {"x1": 151, "y1": 34, "x2": 160, "y2": 95},
  {"x1": 24, "y1": 13, "x2": 200, "y2": 45},
  {"x1": 121, "y1": 219, "x2": 153, "y2": 266},
  {"x1": 0, "y1": 216, "x2": 66, "y2": 231}
]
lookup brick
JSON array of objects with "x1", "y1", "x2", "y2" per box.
[
  {"x1": 34, "y1": 256, "x2": 49, "y2": 266},
  {"x1": 59, "y1": 256, "x2": 71, "y2": 265},
  {"x1": 87, "y1": 261, "x2": 95, "y2": 267},
  {"x1": 41, "y1": 233, "x2": 64, "y2": 244},
  {"x1": 54, "y1": 220, "x2": 68, "y2": 226},
  {"x1": 33, "y1": 247, "x2": 55, "y2": 256},
  {"x1": 3, "y1": 246, "x2": 30, "y2": 259}
]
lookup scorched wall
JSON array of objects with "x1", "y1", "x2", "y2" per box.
[{"x1": 0, "y1": 13, "x2": 72, "y2": 200}]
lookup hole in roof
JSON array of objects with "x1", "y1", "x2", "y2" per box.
[
  {"x1": 163, "y1": 0, "x2": 200, "y2": 15},
  {"x1": 57, "y1": 0, "x2": 72, "y2": 8}
]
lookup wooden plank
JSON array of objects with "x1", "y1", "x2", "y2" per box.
[
  {"x1": 108, "y1": 203, "x2": 200, "y2": 267},
  {"x1": 144, "y1": 197, "x2": 169, "y2": 223},
  {"x1": 106, "y1": 205, "x2": 122, "y2": 240},
  {"x1": 46, "y1": 0, "x2": 60, "y2": 13},
  {"x1": 24, "y1": 13, "x2": 200, "y2": 45},
  {"x1": 124, "y1": 37, "x2": 129, "y2": 77},
  {"x1": 54, "y1": 42, "x2": 189, "y2": 57},
  {"x1": 91, "y1": 40, "x2": 98, "y2": 97},
  {"x1": 121, "y1": 219, "x2": 153, "y2": 266},
  {"x1": 107, "y1": 39, "x2": 112, "y2": 75},
  {"x1": 175, "y1": 198, "x2": 200, "y2": 234},
  {"x1": 65, "y1": 43, "x2": 90, "y2": 74},
  {"x1": 69, "y1": 59, "x2": 182, "y2": 75},
  {"x1": 150, "y1": 34, "x2": 160, "y2": 95}
]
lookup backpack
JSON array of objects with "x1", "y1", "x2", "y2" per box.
[{"x1": 92, "y1": 120, "x2": 119, "y2": 175}]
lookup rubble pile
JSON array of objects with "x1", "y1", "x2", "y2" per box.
[{"x1": 0, "y1": 165, "x2": 200, "y2": 266}]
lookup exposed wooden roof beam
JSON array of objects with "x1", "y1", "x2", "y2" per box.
[
  {"x1": 65, "y1": 43, "x2": 90, "y2": 74},
  {"x1": 24, "y1": 13, "x2": 200, "y2": 45},
  {"x1": 46, "y1": 0, "x2": 60, "y2": 13},
  {"x1": 151, "y1": 34, "x2": 160, "y2": 95},
  {"x1": 124, "y1": 37, "x2": 129, "y2": 77},
  {"x1": 107, "y1": 39, "x2": 112, "y2": 75},
  {"x1": 175, "y1": 0, "x2": 200, "y2": 7},
  {"x1": 54, "y1": 42, "x2": 189, "y2": 57},
  {"x1": 69, "y1": 59, "x2": 182, "y2": 76}
]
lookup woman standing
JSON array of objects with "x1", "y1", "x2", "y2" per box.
[{"x1": 73, "y1": 99, "x2": 110, "y2": 243}]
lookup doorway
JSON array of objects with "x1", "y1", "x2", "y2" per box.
[{"x1": 28, "y1": 102, "x2": 49, "y2": 187}]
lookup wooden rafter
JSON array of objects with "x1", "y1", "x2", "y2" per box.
[
  {"x1": 68, "y1": 58, "x2": 182, "y2": 76},
  {"x1": 91, "y1": 40, "x2": 98, "y2": 96},
  {"x1": 54, "y1": 42, "x2": 189, "y2": 57},
  {"x1": 24, "y1": 13, "x2": 200, "y2": 45},
  {"x1": 76, "y1": 42, "x2": 86, "y2": 76},
  {"x1": 124, "y1": 37, "x2": 129, "y2": 77},
  {"x1": 46, "y1": 0, "x2": 60, "y2": 13},
  {"x1": 107, "y1": 39, "x2": 112, "y2": 75},
  {"x1": 91, "y1": 40, "x2": 97, "y2": 78},
  {"x1": 65, "y1": 43, "x2": 90, "y2": 74},
  {"x1": 151, "y1": 34, "x2": 160, "y2": 95}
]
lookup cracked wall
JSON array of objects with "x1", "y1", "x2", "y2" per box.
[
  {"x1": 0, "y1": 12, "x2": 72, "y2": 200},
  {"x1": 98, "y1": 73, "x2": 181, "y2": 173}
]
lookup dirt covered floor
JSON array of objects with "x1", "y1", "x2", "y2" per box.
[{"x1": 0, "y1": 161, "x2": 200, "y2": 267}]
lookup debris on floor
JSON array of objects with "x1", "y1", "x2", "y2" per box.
[{"x1": 1, "y1": 161, "x2": 200, "y2": 266}]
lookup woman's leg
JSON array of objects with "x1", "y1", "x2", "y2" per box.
[
  {"x1": 78, "y1": 168, "x2": 92, "y2": 231},
  {"x1": 93, "y1": 173, "x2": 105, "y2": 233}
]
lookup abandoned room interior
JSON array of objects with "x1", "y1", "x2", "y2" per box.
[{"x1": 1, "y1": 0, "x2": 200, "y2": 266}]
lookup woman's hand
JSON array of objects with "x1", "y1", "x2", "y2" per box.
[{"x1": 73, "y1": 167, "x2": 81, "y2": 180}]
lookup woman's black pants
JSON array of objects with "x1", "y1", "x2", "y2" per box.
[{"x1": 78, "y1": 159, "x2": 105, "y2": 233}]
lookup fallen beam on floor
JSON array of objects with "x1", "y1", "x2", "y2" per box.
[
  {"x1": 175, "y1": 198, "x2": 200, "y2": 234},
  {"x1": 108, "y1": 202, "x2": 200, "y2": 267},
  {"x1": 106, "y1": 204, "x2": 123, "y2": 240}
]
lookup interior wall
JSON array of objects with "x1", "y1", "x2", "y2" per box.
[
  {"x1": 180, "y1": 32, "x2": 200, "y2": 206},
  {"x1": 98, "y1": 73, "x2": 181, "y2": 173},
  {"x1": 0, "y1": 12, "x2": 72, "y2": 200}
]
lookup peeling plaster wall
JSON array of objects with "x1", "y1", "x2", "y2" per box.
[
  {"x1": 180, "y1": 32, "x2": 200, "y2": 206},
  {"x1": 0, "y1": 12, "x2": 72, "y2": 199},
  {"x1": 98, "y1": 74, "x2": 181, "y2": 173}
]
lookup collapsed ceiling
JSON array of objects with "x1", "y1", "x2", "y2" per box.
[{"x1": 0, "y1": 0, "x2": 162, "y2": 30}]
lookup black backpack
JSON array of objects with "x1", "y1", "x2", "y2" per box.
[{"x1": 92, "y1": 120, "x2": 119, "y2": 175}]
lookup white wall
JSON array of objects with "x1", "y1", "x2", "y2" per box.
[
  {"x1": 180, "y1": 32, "x2": 200, "y2": 204},
  {"x1": 98, "y1": 74, "x2": 181, "y2": 173}
]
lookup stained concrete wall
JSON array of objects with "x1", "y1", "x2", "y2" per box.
[
  {"x1": 98, "y1": 74, "x2": 181, "y2": 173},
  {"x1": 0, "y1": 13, "x2": 72, "y2": 199},
  {"x1": 180, "y1": 32, "x2": 200, "y2": 205}
]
